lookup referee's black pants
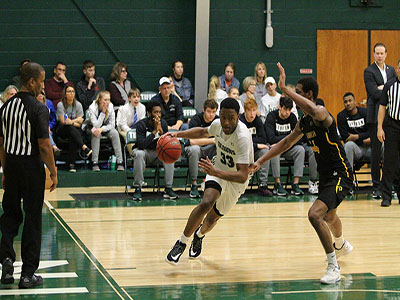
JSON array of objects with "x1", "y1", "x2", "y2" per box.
[
  {"x1": 381, "y1": 117, "x2": 400, "y2": 202},
  {"x1": 0, "y1": 155, "x2": 45, "y2": 276},
  {"x1": 368, "y1": 124, "x2": 383, "y2": 190}
]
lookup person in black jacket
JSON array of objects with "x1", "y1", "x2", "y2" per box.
[
  {"x1": 239, "y1": 98, "x2": 275, "y2": 196},
  {"x1": 337, "y1": 92, "x2": 370, "y2": 169},
  {"x1": 131, "y1": 101, "x2": 178, "y2": 201},
  {"x1": 265, "y1": 97, "x2": 305, "y2": 196}
]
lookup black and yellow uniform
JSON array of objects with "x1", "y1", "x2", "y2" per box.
[{"x1": 300, "y1": 114, "x2": 353, "y2": 210}]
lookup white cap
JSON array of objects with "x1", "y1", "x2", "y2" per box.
[
  {"x1": 159, "y1": 77, "x2": 171, "y2": 86},
  {"x1": 265, "y1": 76, "x2": 276, "y2": 85}
]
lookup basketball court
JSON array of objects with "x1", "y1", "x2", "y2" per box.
[{"x1": 1, "y1": 186, "x2": 400, "y2": 299}]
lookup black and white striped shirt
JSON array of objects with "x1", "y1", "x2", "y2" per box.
[
  {"x1": 381, "y1": 77, "x2": 400, "y2": 121},
  {"x1": 0, "y1": 92, "x2": 49, "y2": 156}
]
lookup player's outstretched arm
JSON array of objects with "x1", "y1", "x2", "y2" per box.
[
  {"x1": 276, "y1": 62, "x2": 329, "y2": 122},
  {"x1": 163, "y1": 127, "x2": 210, "y2": 140},
  {"x1": 250, "y1": 122, "x2": 303, "y2": 174}
]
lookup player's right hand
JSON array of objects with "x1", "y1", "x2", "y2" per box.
[{"x1": 161, "y1": 131, "x2": 177, "y2": 139}]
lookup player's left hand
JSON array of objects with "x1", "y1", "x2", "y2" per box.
[
  {"x1": 277, "y1": 62, "x2": 286, "y2": 91},
  {"x1": 248, "y1": 161, "x2": 261, "y2": 175},
  {"x1": 199, "y1": 156, "x2": 216, "y2": 176}
]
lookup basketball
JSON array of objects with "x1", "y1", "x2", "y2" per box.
[{"x1": 156, "y1": 135, "x2": 182, "y2": 164}]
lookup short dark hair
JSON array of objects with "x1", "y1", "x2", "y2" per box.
[
  {"x1": 83, "y1": 60, "x2": 95, "y2": 69},
  {"x1": 220, "y1": 97, "x2": 240, "y2": 114},
  {"x1": 343, "y1": 92, "x2": 355, "y2": 99},
  {"x1": 55, "y1": 61, "x2": 66, "y2": 68},
  {"x1": 20, "y1": 62, "x2": 44, "y2": 86},
  {"x1": 374, "y1": 42, "x2": 387, "y2": 53},
  {"x1": 146, "y1": 100, "x2": 161, "y2": 113},
  {"x1": 316, "y1": 98, "x2": 325, "y2": 107},
  {"x1": 297, "y1": 77, "x2": 319, "y2": 100},
  {"x1": 279, "y1": 96, "x2": 293, "y2": 109},
  {"x1": 203, "y1": 99, "x2": 218, "y2": 110},
  {"x1": 19, "y1": 59, "x2": 31, "y2": 69}
]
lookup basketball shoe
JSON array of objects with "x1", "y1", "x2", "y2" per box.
[
  {"x1": 166, "y1": 240, "x2": 186, "y2": 265},
  {"x1": 1, "y1": 258, "x2": 14, "y2": 284},
  {"x1": 320, "y1": 263, "x2": 341, "y2": 284},
  {"x1": 334, "y1": 240, "x2": 353, "y2": 259},
  {"x1": 189, "y1": 226, "x2": 204, "y2": 259}
]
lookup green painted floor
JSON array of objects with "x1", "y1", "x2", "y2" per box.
[{"x1": 1, "y1": 192, "x2": 399, "y2": 299}]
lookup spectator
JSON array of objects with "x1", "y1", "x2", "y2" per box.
[
  {"x1": 337, "y1": 92, "x2": 370, "y2": 170},
  {"x1": 209, "y1": 75, "x2": 228, "y2": 112},
  {"x1": 227, "y1": 86, "x2": 244, "y2": 114},
  {"x1": 171, "y1": 60, "x2": 194, "y2": 107},
  {"x1": 86, "y1": 91, "x2": 124, "y2": 172},
  {"x1": 254, "y1": 61, "x2": 267, "y2": 101},
  {"x1": 45, "y1": 61, "x2": 74, "y2": 107},
  {"x1": 109, "y1": 62, "x2": 132, "y2": 108},
  {"x1": 184, "y1": 99, "x2": 218, "y2": 198},
  {"x1": 282, "y1": 84, "x2": 299, "y2": 119},
  {"x1": 219, "y1": 62, "x2": 240, "y2": 92},
  {"x1": 132, "y1": 101, "x2": 178, "y2": 201},
  {"x1": 117, "y1": 88, "x2": 146, "y2": 155},
  {"x1": 11, "y1": 59, "x2": 31, "y2": 89},
  {"x1": 238, "y1": 76, "x2": 256, "y2": 107},
  {"x1": 36, "y1": 91, "x2": 60, "y2": 156},
  {"x1": 364, "y1": 42, "x2": 396, "y2": 199},
  {"x1": 56, "y1": 85, "x2": 92, "y2": 172},
  {"x1": 295, "y1": 77, "x2": 320, "y2": 195},
  {"x1": 265, "y1": 97, "x2": 305, "y2": 196},
  {"x1": 168, "y1": 75, "x2": 183, "y2": 103},
  {"x1": 150, "y1": 77, "x2": 183, "y2": 130},
  {"x1": 240, "y1": 98, "x2": 276, "y2": 197},
  {"x1": 76, "y1": 60, "x2": 106, "y2": 112},
  {"x1": 0, "y1": 85, "x2": 18, "y2": 108}
]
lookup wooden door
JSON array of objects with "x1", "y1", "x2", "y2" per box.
[
  {"x1": 317, "y1": 30, "x2": 368, "y2": 119},
  {"x1": 371, "y1": 30, "x2": 400, "y2": 69}
]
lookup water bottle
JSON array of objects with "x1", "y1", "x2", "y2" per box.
[
  {"x1": 107, "y1": 156, "x2": 111, "y2": 170},
  {"x1": 111, "y1": 155, "x2": 116, "y2": 171}
]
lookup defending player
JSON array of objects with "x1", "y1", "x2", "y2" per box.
[
  {"x1": 250, "y1": 63, "x2": 353, "y2": 284},
  {"x1": 165, "y1": 98, "x2": 253, "y2": 265}
]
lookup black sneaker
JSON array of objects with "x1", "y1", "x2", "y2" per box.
[
  {"x1": 133, "y1": 187, "x2": 142, "y2": 201},
  {"x1": 291, "y1": 183, "x2": 304, "y2": 196},
  {"x1": 1, "y1": 258, "x2": 14, "y2": 284},
  {"x1": 258, "y1": 185, "x2": 272, "y2": 197},
  {"x1": 164, "y1": 188, "x2": 178, "y2": 200},
  {"x1": 372, "y1": 189, "x2": 382, "y2": 199},
  {"x1": 189, "y1": 184, "x2": 200, "y2": 198},
  {"x1": 166, "y1": 240, "x2": 186, "y2": 265},
  {"x1": 83, "y1": 147, "x2": 92, "y2": 158},
  {"x1": 273, "y1": 183, "x2": 288, "y2": 196},
  {"x1": 18, "y1": 274, "x2": 43, "y2": 289},
  {"x1": 189, "y1": 227, "x2": 204, "y2": 259}
]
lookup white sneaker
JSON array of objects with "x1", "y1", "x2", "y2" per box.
[
  {"x1": 320, "y1": 263, "x2": 341, "y2": 284},
  {"x1": 334, "y1": 240, "x2": 353, "y2": 259},
  {"x1": 308, "y1": 180, "x2": 319, "y2": 195}
]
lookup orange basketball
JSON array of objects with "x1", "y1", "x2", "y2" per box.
[{"x1": 156, "y1": 135, "x2": 181, "y2": 164}]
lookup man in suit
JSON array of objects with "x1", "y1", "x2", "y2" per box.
[{"x1": 363, "y1": 43, "x2": 396, "y2": 199}]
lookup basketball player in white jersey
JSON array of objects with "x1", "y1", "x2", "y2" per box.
[{"x1": 165, "y1": 97, "x2": 254, "y2": 265}]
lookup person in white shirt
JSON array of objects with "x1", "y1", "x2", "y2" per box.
[
  {"x1": 166, "y1": 98, "x2": 253, "y2": 265},
  {"x1": 117, "y1": 88, "x2": 146, "y2": 154},
  {"x1": 87, "y1": 91, "x2": 124, "y2": 172}
]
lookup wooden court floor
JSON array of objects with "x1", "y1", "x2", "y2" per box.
[{"x1": 1, "y1": 187, "x2": 400, "y2": 299}]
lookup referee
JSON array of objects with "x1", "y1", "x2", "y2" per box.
[
  {"x1": 377, "y1": 58, "x2": 400, "y2": 207},
  {"x1": 0, "y1": 62, "x2": 57, "y2": 288}
]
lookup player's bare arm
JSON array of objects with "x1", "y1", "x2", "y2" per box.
[
  {"x1": 199, "y1": 156, "x2": 249, "y2": 184},
  {"x1": 164, "y1": 127, "x2": 210, "y2": 140},
  {"x1": 250, "y1": 122, "x2": 303, "y2": 174}
]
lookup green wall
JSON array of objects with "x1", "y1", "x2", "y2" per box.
[{"x1": 1, "y1": 0, "x2": 399, "y2": 94}]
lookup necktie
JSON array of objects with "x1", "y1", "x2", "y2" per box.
[{"x1": 132, "y1": 107, "x2": 138, "y2": 128}]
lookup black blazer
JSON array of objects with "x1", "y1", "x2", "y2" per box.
[{"x1": 364, "y1": 63, "x2": 396, "y2": 124}]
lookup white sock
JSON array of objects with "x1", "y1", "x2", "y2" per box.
[
  {"x1": 334, "y1": 234, "x2": 345, "y2": 249},
  {"x1": 196, "y1": 225, "x2": 205, "y2": 238},
  {"x1": 179, "y1": 234, "x2": 189, "y2": 244},
  {"x1": 327, "y1": 251, "x2": 338, "y2": 267}
]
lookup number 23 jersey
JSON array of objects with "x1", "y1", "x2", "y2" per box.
[{"x1": 208, "y1": 119, "x2": 254, "y2": 172}]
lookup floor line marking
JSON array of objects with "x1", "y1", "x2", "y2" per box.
[
  {"x1": 121, "y1": 287, "x2": 134, "y2": 300},
  {"x1": 0, "y1": 287, "x2": 88, "y2": 296},
  {"x1": 45, "y1": 202, "x2": 126, "y2": 300},
  {"x1": 36, "y1": 272, "x2": 78, "y2": 278},
  {"x1": 44, "y1": 200, "x2": 54, "y2": 209},
  {"x1": 272, "y1": 289, "x2": 400, "y2": 294}
]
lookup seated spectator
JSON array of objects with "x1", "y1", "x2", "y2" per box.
[
  {"x1": 86, "y1": 91, "x2": 124, "y2": 172},
  {"x1": 109, "y1": 62, "x2": 132, "y2": 108},
  {"x1": 184, "y1": 99, "x2": 218, "y2": 198},
  {"x1": 337, "y1": 92, "x2": 371, "y2": 169},
  {"x1": 219, "y1": 62, "x2": 240, "y2": 92},
  {"x1": 265, "y1": 97, "x2": 305, "y2": 196},
  {"x1": 56, "y1": 85, "x2": 92, "y2": 172},
  {"x1": 227, "y1": 86, "x2": 244, "y2": 114},
  {"x1": 281, "y1": 83, "x2": 299, "y2": 119},
  {"x1": 117, "y1": 88, "x2": 146, "y2": 155},
  {"x1": 238, "y1": 76, "x2": 256, "y2": 107},
  {"x1": 36, "y1": 91, "x2": 60, "y2": 156},
  {"x1": 132, "y1": 101, "x2": 178, "y2": 201},
  {"x1": 209, "y1": 75, "x2": 228, "y2": 113},
  {"x1": 76, "y1": 60, "x2": 106, "y2": 111},
  {"x1": 240, "y1": 98, "x2": 277, "y2": 197},
  {"x1": 171, "y1": 60, "x2": 194, "y2": 107},
  {"x1": 0, "y1": 85, "x2": 18, "y2": 107},
  {"x1": 45, "y1": 61, "x2": 74, "y2": 107},
  {"x1": 254, "y1": 61, "x2": 267, "y2": 101},
  {"x1": 169, "y1": 75, "x2": 183, "y2": 103},
  {"x1": 11, "y1": 59, "x2": 31, "y2": 89},
  {"x1": 150, "y1": 77, "x2": 183, "y2": 130}
]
